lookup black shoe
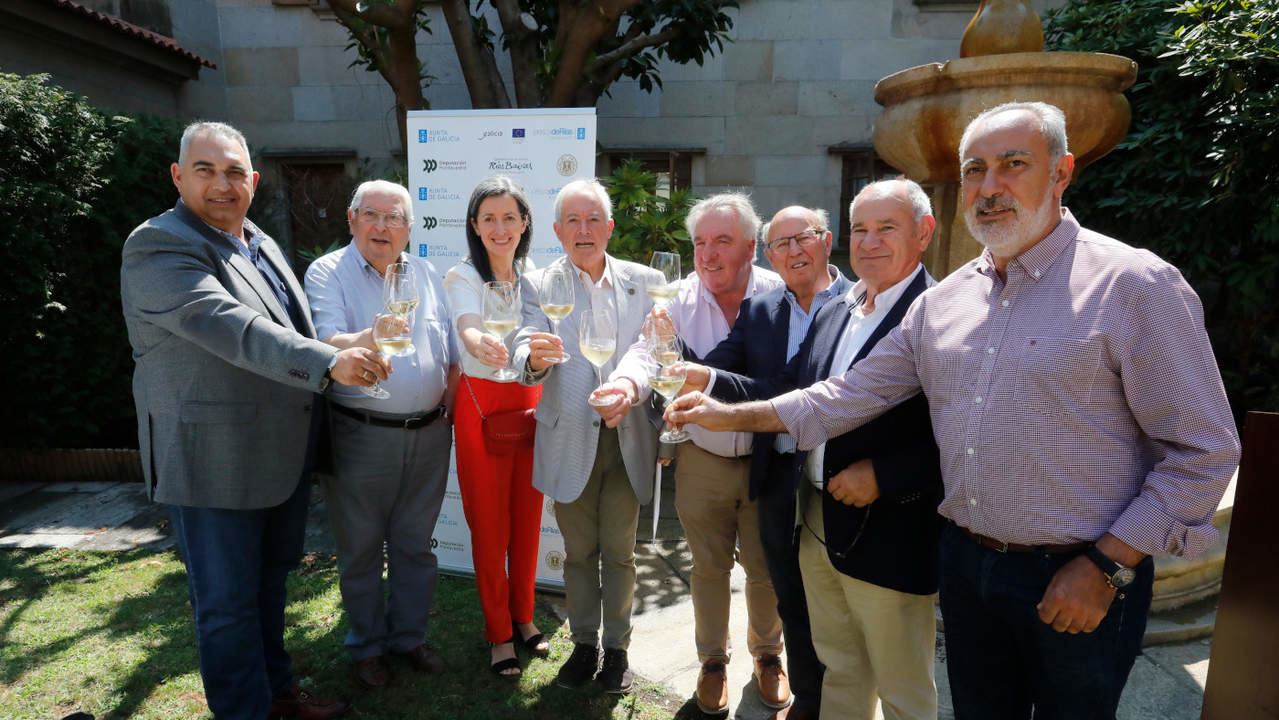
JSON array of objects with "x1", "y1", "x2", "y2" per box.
[
  {"x1": 556, "y1": 643, "x2": 600, "y2": 689},
  {"x1": 596, "y1": 648, "x2": 633, "y2": 694}
]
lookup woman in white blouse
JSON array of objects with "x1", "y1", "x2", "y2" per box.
[{"x1": 442, "y1": 176, "x2": 547, "y2": 677}]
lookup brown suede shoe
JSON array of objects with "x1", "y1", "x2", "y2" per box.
[
  {"x1": 754, "y1": 654, "x2": 792, "y2": 710},
  {"x1": 695, "y1": 660, "x2": 729, "y2": 716},
  {"x1": 396, "y1": 643, "x2": 446, "y2": 674},
  {"x1": 269, "y1": 685, "x2": 349, "y2": 719},
  {"x1": 354, "y1": 655, "x2": 390, "y2": 689}
]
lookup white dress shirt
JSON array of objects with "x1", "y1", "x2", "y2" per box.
[
  {"x1": 443, "y1": 256, "x2": 534, "y2": 381},
  {"x1": 803, "y1": 264, "x2": 925, "y2": 488}
]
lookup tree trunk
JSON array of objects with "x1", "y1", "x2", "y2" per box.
[{"x1": 439, "y1": 0, "x2": 511, "y2": 108}]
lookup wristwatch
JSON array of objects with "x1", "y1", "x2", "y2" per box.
[
  {"x1": 319, "y1": 354, "x2": 339, "y2": 393},
  {"x1": 1084, "y1": 546, "x2": 1136, "y2": 589}
]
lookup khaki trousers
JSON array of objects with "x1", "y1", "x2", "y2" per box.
[
  {"x1": 799, "y1": 483, "x2": 937, "y2": 720},
  {"x1": 555, "y1": 426, "x2": 640, "y2": 650},
  {"x1": 675, "y1": 441, "x2": 783, "y2": 663}
]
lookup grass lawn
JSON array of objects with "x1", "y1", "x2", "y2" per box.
[{"x1": 0, "y1": 549, "x2": 687, "y2": 720}]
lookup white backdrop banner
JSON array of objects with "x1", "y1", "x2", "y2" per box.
[{"x1": 406, "y1": 108, "x2": 597, "y2": 589}]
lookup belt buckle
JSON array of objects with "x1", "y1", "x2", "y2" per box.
[
  {"x1": 402, "y1": 416, "x2": 421, "y2": 429},
  {"x1": 991, "y1": 538, "x2": 1010, "y2": 553}
]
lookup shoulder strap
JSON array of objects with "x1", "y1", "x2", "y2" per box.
[{"x1": 462, "y1": 375, "x2": 487, "y2": 421}]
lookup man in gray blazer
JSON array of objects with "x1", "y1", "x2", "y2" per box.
[
  {"x1": 120, "y1": 122, "x2": 386, "y2": 720},
  {"x1": 514, "y1": 178, "x2": 662, "y2": 694}
]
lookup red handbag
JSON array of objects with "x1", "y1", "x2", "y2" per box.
[{"x1": 464, "y1": 375, "x2": 535, "y2": 455}]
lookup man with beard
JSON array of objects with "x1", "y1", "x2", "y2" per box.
[{"x1": 664, "y1": 102, "x2": 1239, "y2": 719}]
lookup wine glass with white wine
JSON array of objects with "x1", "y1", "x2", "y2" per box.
[
  {"x1": 579, "y1": 309, "x2": 619, "y2": 407},
  {"x1": 482, "y1": 280, "x2": 520, "y2": 381},
  {"x1": 361, "y1": 313, "x2": 412, "y2": 399},
  {"x1": 539, "y1": 265, "x2": 575, "y2": 364},
  {"x1": 383, "y1": 261, "x2": 420, "y2": 354},
  {"x1": 647, "y1": 251, "x2": 681, "y2": 307},
  {"x1": 646, "y1": 347, "x2": 689, "y2": 443}
]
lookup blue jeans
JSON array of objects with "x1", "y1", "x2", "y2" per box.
[
  {"x1": 938, "y1": 523, "x2": 1153, "y2": 720},
  {"x1": 758, "y1": 451, "x2": 824, "y2": 713},
  {"x1": 169, "y1": 476, "x2": 312, "y2": 720}
]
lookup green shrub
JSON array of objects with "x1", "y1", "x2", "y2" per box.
[
  {"x1": 602, "y1": 160, "x2": 696, "y2": 268},
  {"x1": 0, "y1": 73, "x2": 182, "y2": 448},
  {"x1": 1045, "y1": 0, "x2": 1279, "y2": 417}
]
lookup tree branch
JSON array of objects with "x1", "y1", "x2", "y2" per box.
[
  {"x1": 494, "y1": 0, "x2": 541, "y2": 106},
  {"x1": 328, "y1": 0, "x2": 414, "y2": 32},
  {"x1": 587, "y1": 26, "x2": 681, "y2": 74},
  {"x1": 547, "y1": 0, "x2": 640, "y2": 106},
  {"x1": 438, "y1": 0, "x2": 510, "y2": 107}
]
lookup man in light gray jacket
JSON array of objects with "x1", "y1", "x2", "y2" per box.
[{"x1": 120, "y1": 121, "x2": 385, "y2": 720}]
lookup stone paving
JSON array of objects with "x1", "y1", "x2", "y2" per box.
[{"x1": 0, "y1": 479, "x2": 1213, "y2": 719}]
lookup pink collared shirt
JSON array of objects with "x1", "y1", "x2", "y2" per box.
[{"x1": 772, "y1": 209, "x2": 1239, "y2": 558}]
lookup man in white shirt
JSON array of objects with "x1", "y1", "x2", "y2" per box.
[
  {"x1": 513, "y1": 179, "x2": 663, "y2": 694},
  {"x1": 611, "y1": 194, "x2": 789, "y2": 715},
  {"x1": 683, "y1": 179, "x2": 945, "y2": 720},
  {"x1": 304, "y1": 180, "x2": 459, "y2": 689}
]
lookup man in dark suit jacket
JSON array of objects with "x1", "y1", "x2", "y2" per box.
[
  {"x1": 688, "y1": 179, "x2": 944, "y2": 719},
  {"x1": 120, "y1": 122, "x2": 386, "y2": 720},
  {"x1": 681, "y1": 205, "x2": 850, "y2": 720}
]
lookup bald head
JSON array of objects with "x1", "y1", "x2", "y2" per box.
[
  {"x1": 849, "y1": 179, "x2": 935, "y2": 295},
  {"x1": 764, "y1": 205, "x2": 834, "y2": 306}
]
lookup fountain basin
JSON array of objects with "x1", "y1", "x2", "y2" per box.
[{"x1": 872, "y1": 52, "x2": 1137, "y2": 185}]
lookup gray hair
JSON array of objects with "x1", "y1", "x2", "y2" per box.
[
  {"x1": 349, "y1": 180, "x2": 414, "y2": 224},
  {"x1": 958, "y1": 101, "x2": 1069, "y2": 165},
  {"x1": 686, "y1": 193, "x2": 761, "y2": 244},
  {"x1": 764, "y1": 207, "x2": 831, "y2": 243},
  {"x1": 553, "y1": 178, "x2": 613, "y2": 223},
  {"x1": 850, "y1": 178, "x2": 933, "y2": 225},
  {"x1": 178, "y1": 121, "x2": 250, "y2": 167}
]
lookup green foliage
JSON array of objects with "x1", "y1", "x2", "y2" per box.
[
  {"x1": 1044, "y1": 0, "x2": 1279, "y2": 415},
  {"x1": 602, "y1": 160, "x2": 696, "y2": 267},
  {"x1": 0, "y1": 73, "x2": 183, "y2": 448}
]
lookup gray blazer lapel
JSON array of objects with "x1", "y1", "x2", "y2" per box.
[{"x1": 226, "y1": 250, "x2": 294, "y2": 330}]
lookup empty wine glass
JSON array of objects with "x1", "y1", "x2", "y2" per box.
[
  {"x1": 647, "y1": 252, "x2": 681, "y2": 307},
  {"x1": 579, "y1": 309, "x2": 619, "y2": 407},
  {"x1": 482, "y1": 280, "x2": 520, "y2": 381},
  {"x1": 539, "y1": 266, "x2": 575, "y2": 364}
]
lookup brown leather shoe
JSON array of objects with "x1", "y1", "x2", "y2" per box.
[
  {"x1": 754, "y1": 654, "x2": 792, "y2": 710},
  {"x1": 354, "y1": 655, "x2": 390, "y2": 688},
  {"x1": 397, "y1": 643, "x2": 446, "y2": 674},
  {"x1": 269, "y1": 685, "x2": 349, "y2": 719},
  {"x1": 695, "y1": 660, "x2": 729, "y2": 716}
]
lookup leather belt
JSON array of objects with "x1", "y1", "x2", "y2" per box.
[
  {"x1": 331, "y1": 403, "x2": 445, "y2": 430},
  {"x1": 954, "y1": 522, "x2": 1090, "y2": 554}
]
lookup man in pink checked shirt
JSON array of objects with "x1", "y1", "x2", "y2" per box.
[{"x1": 666, "y1": 101, "x2": 1240, "y2": 720}]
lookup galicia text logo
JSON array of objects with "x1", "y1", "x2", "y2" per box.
[
  {"x1": 418, "y1": 187, "x2": 461, "y2": 202},
  {"x1": 419, "y1": 244, "x2": 461, "y2": 258},
  {"x1": 418, "y1": 129, "x2": 461, "y2": 143},
  {"x1": 478, "y1": 129, "x2": 504, "y2": 141}
]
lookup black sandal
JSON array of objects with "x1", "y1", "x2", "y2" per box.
[
  {"x1": 513, "y1": 622, "x2": 550, "y2": 657},
  {"x1": 490, "y1": 638, "x2": 521, "y2": 677}
]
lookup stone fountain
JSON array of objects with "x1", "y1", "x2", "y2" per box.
[{"x1": 873, "y1": 0, "x2": 1232, "y2": 641}]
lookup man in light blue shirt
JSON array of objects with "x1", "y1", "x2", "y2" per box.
[{"x1": 304, "y1": 180, "x2": 459, "y2": 689}]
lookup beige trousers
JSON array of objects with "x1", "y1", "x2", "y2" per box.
[
  {"x1": 799, "y1": 483, "x2": 937, "y2": 720},
  {"x1": 674, "y1": 441, "x2": 783, "y2": 663},
  {"x1": 555, "y1": 426, "x2": 640, "y2": 650}
]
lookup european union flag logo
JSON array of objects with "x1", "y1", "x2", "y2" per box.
[
  {"x1": 418, "y1": 129, "x2": 429, "y2": 143},
  {"x1": 512, "y1": 128, "x2": 525, "y2": 138},
  {"x1": 418, "y1": 187, "x2": 428, "y2": 201},
  {"x1": 577, "y1": 127, "x2": 586, "y2": 140}
]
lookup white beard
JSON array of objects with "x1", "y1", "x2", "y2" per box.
[{"x1": 965, "y1": 195, "x2": 1059, "y2": 259}]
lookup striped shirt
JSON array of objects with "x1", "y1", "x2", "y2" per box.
[{"x1": 772, "y1": 209, "x2": 1239, "y2": 558}]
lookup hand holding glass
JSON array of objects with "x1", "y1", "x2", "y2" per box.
[
  {"x1": 539, "y1": 266, "x2": 574, "y2": 364},
  {"x1": 580, "y1": 309, "x2": 619, "y2": 407},
  {"x1": 482, "y1": 280, "x2": 520, "y2": 381},
  {"x1": 383, "y1": 262, "x2": 420, "y2": 353},
  {"x1": 647, "y1": 336, "x2": 690, "y2": 442}
]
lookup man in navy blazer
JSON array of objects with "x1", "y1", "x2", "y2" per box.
[
  {"x1": 682, "y1": 205, "x2": 850, "y2": 720},
  {"x1": 687, "y1": 180, "x2": 944, "y2": 719}
]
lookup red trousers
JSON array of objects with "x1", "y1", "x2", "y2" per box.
[{"x1": 453, "y1": 374, "x2": 544, "y2": 643}]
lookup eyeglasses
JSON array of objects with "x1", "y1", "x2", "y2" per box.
[
  {"x1": 766, "y1": 227, "x2": 823, "y2": 254},
  {"x1": 357, "y1": 207, "x2": 409, "y2": 229}
]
